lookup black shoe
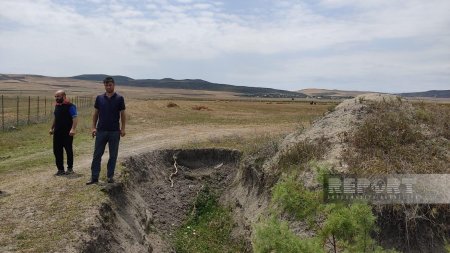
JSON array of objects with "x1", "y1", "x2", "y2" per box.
[
  {"x1": 55, "y1": 171, "x2": 65, "y2": 176},
  {"x1": 86, "y1": 180, "x2": 98, "y2": 185},
  {"x1": 66, "y1": 169, "x2": 74, "y2": 174},
  {"x1": 107, "y1": 177, "x2": 114, "y2": 183}
]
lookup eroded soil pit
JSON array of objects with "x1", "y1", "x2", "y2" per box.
[
  {"x1": 83, "y1": 148, "x2": 244, "y2": 252},
  {"x1": 125, "y1": 148, "x2": 241, "y2": 234}
]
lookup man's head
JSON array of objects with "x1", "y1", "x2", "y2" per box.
[
  {"x1": 54, "y1": 90, "x2": 66, "y2": 104},
  {"x1": 103, "y1": 76, "x2": 115, "y2": 94}
]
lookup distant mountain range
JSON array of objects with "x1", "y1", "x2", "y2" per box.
[
  {"x1": 397, "y1": 90, "x2": 450, "y2": 98},
  {"x1": 71, "y1": 74, "x2": 307, "y2": 98},
  {"x1": 299, "y1": 88, "x2": 450, "y2": 99},
  {"x1": 72, "y1": 74, "x2": 134, "y2": 83}
]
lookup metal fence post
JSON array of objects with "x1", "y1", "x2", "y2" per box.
[
  {"x1": 16, "y1": 96, "x2": 19, "y2": 127},
  {"x1": 37, "y1": 96, "x2": 40, "y2": 122},
  {"x1": 1, "y1": 95, "x2": 4, "y2": 131},
  {"x1": 50, "y1": 97, "x2": 53, "y2": 116},
  {"x1": 27, "y1": 96, "x2": 31, "y2": 125}
]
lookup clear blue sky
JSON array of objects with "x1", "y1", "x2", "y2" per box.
[{"x1": 0, "y1": 0, "x2": 449, "y2": 92}]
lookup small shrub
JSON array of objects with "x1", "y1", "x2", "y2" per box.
[
  {"x1": 174, "y1": 186, "x2": 245, "y2": 253},
  {"x1": 353, "y1": 107, "x2": 421, "y2": 150},
  {"x1": 413, "y1": 102, "x2": 450, "y2": 139},
  {"x1": 327, "y1": 104, "x2": 337, "y2": 113},
  {"x1": 167, "y1": 102, "x2": 179, "y2": 108},
  {"x1": 265, "y1": 167, "x2": 396, "y2": 253},
  {"x1": 253, "y1": 216, "x2": 324, "y2": 253},
  {"x1": 192, "y1": 105, "x2": 211, "y2": 111},
  {"x1": 278, "y1": 137, "x2": 329, "y2": 171},
  {"x1": 272, "y1": 175, "x2": 321, "y2": 220},
  {"x1": 320, "y1": 203, "x2": 381, "y2": 253},
  {"x1": 191, "y1": 186, "x2": 218, "y2": 220}
]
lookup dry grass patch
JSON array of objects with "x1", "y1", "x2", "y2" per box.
[
  {"x1": 277, "y1": 137, "x2": 329, "y2": 172},
  {"x1": 126, "y1": 99, "x2": 332, "y2": 128},
  {"x1": 343, "y1": 100, "x2": 449, "y2": 174},
  {"x1": 192, "y1": 105, "x2": 211, "y2": 111},
  {"x1": 0, "y1": 170, "x2": 107, "y2": 252},
  {"x1": 182, "y1": 132, "x2": 285, "y2": 159}
]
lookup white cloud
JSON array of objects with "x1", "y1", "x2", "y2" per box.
[
  {"x1": 0, "y1": 0, "x2": 448, "y2": 92},
  {"x1": 192, "y1": 3, "x2": 214, "y2": 10},
  {"x1": 107, "y1": 3, "x2": 143, "y2": 18}
]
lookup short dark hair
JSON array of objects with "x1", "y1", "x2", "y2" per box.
[{"x1": 103, "y1": 76, "x2": 115, "y2": 84}]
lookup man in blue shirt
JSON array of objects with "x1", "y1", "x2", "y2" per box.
[
  {"x1": 87, "y1": 76, "x2": 126, "y2": 184},
  {"x1": 50, "y1": 90, "x2": 78, "y2": 175}
]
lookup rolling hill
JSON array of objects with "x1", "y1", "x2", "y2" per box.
[
  {"x1": 71, "y1": 74, "x2": 307, "y2": 98},
  {"x1": 299, "y1": 88, "x2": 375, "y2": 98},
  {"x1": 397, "y1": 90, "x2": 450, "y2": 98},
  {"x1": 300, "y1": 88, "x2": 450, "y2": 99}
]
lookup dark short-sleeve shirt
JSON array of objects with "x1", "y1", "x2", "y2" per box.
[
  {"x1": 94, "y1": 93, "x2": 125, "y2": 131},
  {"x1": 54, "y1": 103, "x2": 77, "y2": 134}
]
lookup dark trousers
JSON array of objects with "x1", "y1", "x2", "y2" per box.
[
  {"x1": 53, "y1": 133, "x2": 73, "y2": 171},
  {"x1": 90, "y1": 131, "x2": 120, "y2": 181}
]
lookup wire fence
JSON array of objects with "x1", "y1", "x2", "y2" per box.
[{"x1": 0, "y1": 95, "x2": 94, "y2": 131}]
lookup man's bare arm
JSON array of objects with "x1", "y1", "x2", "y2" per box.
[
  {"x1": 92, "y1": 109, "x2": 99, "y2": 137},
  {"x1": 49, "y1": 118, "x2": 55, "y2": 135},
  {"x1": 69, "y1": 117, "x2": 78, "y2": 136}
]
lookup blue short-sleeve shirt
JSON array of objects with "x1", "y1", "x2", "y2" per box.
[
  {"x1": 94, "y1": 93, "x2": 125, "y2": 131},
  {"x1": 69, "y1": 104, "x2": 77, "y2": 118}
]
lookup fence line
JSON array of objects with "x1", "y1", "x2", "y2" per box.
[
  {"x1": 0, "y1": 95, "x2": 94, "y2": 131},
  {"x1": 27, "y1": 96, "x2": 30, "y2": 125},
  {"x1": 16, "y1": 96, "x2": 19, "y2": 127},
  {"x1": 1, "y1": 95, "x2": 4, "y2": 131}
]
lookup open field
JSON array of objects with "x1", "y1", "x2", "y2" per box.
[
  {"x1": 0, "y1": 74, "x2": 340, "y2": 131},
  {"x1": 0, "y1": 94, "x2": 333, "y2": 252}
]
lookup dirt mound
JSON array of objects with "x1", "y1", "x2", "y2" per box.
[
  {"x1": 81, "y1": 148, "x2": 243, "y2": 252},
  {"x1": 264, "y1": 93, "x2": 450, "y2": 252},
  {"x1": 270, "y1": 93, "x2": 398, "y2": 172}
]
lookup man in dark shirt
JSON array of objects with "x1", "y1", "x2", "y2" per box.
[
  {"x1": 50, "y1": 90, "x2": 78, "y2": 175},
  {"x1": 87, "y1": 76, "x2": 126, "y2": 184}
]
